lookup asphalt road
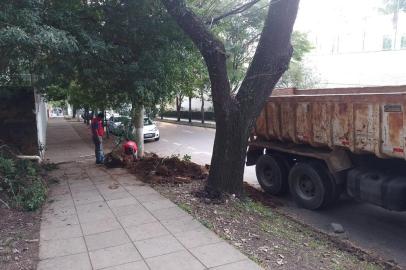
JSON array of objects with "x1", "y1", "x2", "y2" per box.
[{"x1": 145, "y1": 121, "x2": 406, "y2": 268}]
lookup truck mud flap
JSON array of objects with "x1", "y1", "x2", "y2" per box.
[{"x1": 246, "y1": 146, "x2": 264, "y2": 166}]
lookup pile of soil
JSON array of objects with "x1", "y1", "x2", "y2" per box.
[{"x1": 130, "y1": 153, "x2": 208, "y2": 185}]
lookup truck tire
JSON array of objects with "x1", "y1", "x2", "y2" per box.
[
  {"x1": 255, "y1": 154, "x2": 288, "y2": 195},
  {"x1": 288, "y1": 161, "x2": 334, "y2": 210}
]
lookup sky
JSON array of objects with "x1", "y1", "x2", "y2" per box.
[
  {"x1": 290, "y1": 0, "x2": 406, "y2": 87},
  {"x1": 295, "y1": 0, "x2": 383, "y2": 34}
]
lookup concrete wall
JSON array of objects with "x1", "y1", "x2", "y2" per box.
[
  {"x1": 34, "y1": 90, "x2": 48, "y2": 159},
  {"x1": 0, "y1": 87, "x2": 38, "y2": 155}
]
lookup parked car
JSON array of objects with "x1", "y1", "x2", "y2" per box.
[
  {"x1": 107, "y1": 116, "x2": 130, "y2": 134},
  {"x1": 107, "y1": 115, "x2": 160, "y2": 141},
  {"x1": 143, "y1": 117, "x2": 160, "y2": 141}
]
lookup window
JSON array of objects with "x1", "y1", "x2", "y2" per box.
[
  {"x1": 382, "y1": 35, "x2": 392, "y2": 50},
  {"x1": 401, "y1": 35, "x2": 406, "y2": 49}
]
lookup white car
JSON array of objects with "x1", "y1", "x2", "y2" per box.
[
  {"x1": 108, "y1": 116, "x2": 159, "y2": 141},
  {"x1": 143, "y1": 117, "x2": 160, "y2": 141}
]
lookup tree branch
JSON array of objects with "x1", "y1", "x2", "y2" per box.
[
  {"x1": 236, "y1": 0, "x2": 300, "y2": 115},
  {"x1": 205, "y1": 0, "x2": 261, "y2": 25},
  {"x1": 161, "y1": 0, "x2": 232, "y2": 119}
]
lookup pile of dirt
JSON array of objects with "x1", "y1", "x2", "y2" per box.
[{"x1": 130, "y1": 153, "x2": 208, "y2": 185}]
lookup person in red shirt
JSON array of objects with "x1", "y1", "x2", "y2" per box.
[
  {"x1": 91, "y1": 113, "x2": 105, "y2": 164},
  {"x1": 123, "y1": 138, "x2": 138, "y2": 163}
]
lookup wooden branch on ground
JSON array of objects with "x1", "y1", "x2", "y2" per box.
[{"x1": 0, "y1": 198, "x2": 10, "y2": 209}]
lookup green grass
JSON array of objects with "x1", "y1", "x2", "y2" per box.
[{"x1": 177, "y1": 202, "x2": 192, "y2": 213}]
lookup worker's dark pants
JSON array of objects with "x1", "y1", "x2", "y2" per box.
[{"x1": 92, "y1": 136, "x2": 104, "y2": 164}]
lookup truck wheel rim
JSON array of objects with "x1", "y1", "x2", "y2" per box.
[
  {"x1": 263, "y1": 166, "x2": 276, "y2": 187},
  {"x1": 297, "y1": 175, "x2": 316, "y2": 200}
]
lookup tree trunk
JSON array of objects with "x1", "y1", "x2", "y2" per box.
[
  {"x1": 176, "y1": 96, "x2": 181, "y2": 122},
  {"x1": 132, "y1": 104, "x2": 145, "y2": 157},
  {"x1": 201, "y1": 92, "x2": 205, "y2": 124},
  {"x1": 72, "y1": 106, "x2": 77, "y2": 118},
  {"x1": 188, "y1": 96, "x2": 192, "y2": 123},
  {"x1": 207, "y1": 112, "x2": 250, "y2": 195},
  {"x1": 162, "y1": 0, "x2": 299, "y2": 195},
  {"x1": 84, "y1": 107, "x2": 90, "y2": 125}
]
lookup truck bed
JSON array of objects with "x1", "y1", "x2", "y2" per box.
[{"x1": 254, "y1": 86, "x2": 406, "y2": 160}]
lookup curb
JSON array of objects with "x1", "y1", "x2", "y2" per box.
[{"x1": 156, "y1": 119, "x2": 216, "y2": 129}]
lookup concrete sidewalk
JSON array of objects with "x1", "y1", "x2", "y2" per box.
[
  {"x1": 45, "y1": 118, "x2": 94, "y2": 163},
  {"x1": 39, "y1": 119, "x2": 262, "y2": 270}
]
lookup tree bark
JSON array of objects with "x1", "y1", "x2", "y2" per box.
[
  {"x1": 84, "y1": 107, "x2": 90, "y2": 125},
  {"x1": 176, "y1": 96, "x2": 181, "y2": 122},
  {"x1": 200, "y1": 89, "x2": 205, "y2": 124},
  {"x1": 188, "y1": 96, "x2": 192, "y2": 123},
  {"x1": 132, "y1": 104, "x2": 145, "y2": 157},
  {"x1": 162, "y1": 0, "x2": 299, "y2": 195}
]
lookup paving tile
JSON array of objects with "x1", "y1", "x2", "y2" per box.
[
  {"x1": 99, "y1": 188, "x2": 128, "y2": 198},
  {"x1": 117, "y1": 211, "x2": 157, "y2": 227},
  {"x1": 40, "y1": 224, "x2": 82, "y2": 241},
  {"x1": 45, "y1": 197, "x2": 75, "y2": 210},
  {"x1": 65, "y1": 167, "x2": 84, "y2": 175},
  {"x1": 48, "y1": 185, "x2": 70, "y2": 196},
  {"x1": 71, "y1": 189, "x2": 102, "y2": 199},
  {"x1": 151, "y1": 207, "x2": 190, "y2": 221},
  {"x1": 134, "y1": 235, "x2": 184, "y2": 258},
  {"x1": 70, "y1": 184, "x2": 97, "y2": 193},
  {"x1": 42, "y1": 205, "x2": 76, "y2": 218},
  {"x1": 41, "y1": 214, "x2": 79, "y2": 229},
  {"x1": 145, "y1": 250, "x2": 205, "y2": 270},
  {"x1": 89, "y1": 243, "x2": 141, "y2": 269},
  {"x1": 175, "y1": 227, "x2": 222, "y2": 248},
  {"x1": 73, "y1": 193, "x2": 104, "y2": 206},
  {"x1": 125, "y1": 222, "x2": 169, "y2": 241},
  {"x1": 85, "y1": 229, "x2": 130, "y2": 251},
  {"x1": 107, "y1": 197, "x2": 140, "y2": 208},
  {"x1": 78, "y1": 208, "x2": 116, "y2": 223},
  {"x1": 69, "y1": 179, "x2": 94, "y2": 187},
  {"x1": 190, "y1": 242, "x2": 246, "y2": 268},
  {"x1": 114, "y1": 174, "x2": 140, "y2": 184},
  {"x1": 76, "y1": 201, "x2": 109, "y2": 214},
  {"x1": 37, "y1": 252, "x2": 92, "y2": 270},
  {"x1": 39, "y1": 237, "x2": 86, "y2": 259},
  {"x1": 81, "y1": 218, "x2": 122, "y2": 235},
  {"x1": 111, "y1": 204, "x2": 145, "y2": 217},
  {"x1": 101, "y1": 191, "x2": 133, "y2": 201},
  {"x1": 210, "y1": 260, "x2": 263, "y2": 270},
  {"x1": 103, "y1": 261, "x2": 149, "y2": 270},
  {"x1": 96, "y1": 182, "x2": 125, "y2": 193},
  {"x1": 106, "y1": 168, "x2": 129, "y2": 175},
  {"x1": 86, "y1": 168, "x2": 110, "y2": 178},
  {"x1": 127, "y1": 185, "x2": 159, "y2": 196},
  {"x1": 142, "y1": 199, "x2": 177, "y2": 211},
  {"x1": 162, "y1": 217, "x2": 205, "y2": 234},
  {"x1": 135, "y1": 193, "x2": 166, "y2": 203}
]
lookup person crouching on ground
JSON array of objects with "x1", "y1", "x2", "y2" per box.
[
  {"x1": 91, "y1": 112, "x2": 105, "y2": 164},
  {"x1": 123, "y1": 138, "x2": 138, "y2": 164}
]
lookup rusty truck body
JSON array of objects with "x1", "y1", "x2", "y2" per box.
[{"x1": 247, "y1": 86, "x2": 406, "y2": 211}]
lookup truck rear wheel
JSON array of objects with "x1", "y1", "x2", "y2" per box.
[
  {"x1": 255, "y1": 154, "x2": 288, "y2": 195},
  {"x1": 288, "y1": 161, "x2": 334, "y2": 210}
]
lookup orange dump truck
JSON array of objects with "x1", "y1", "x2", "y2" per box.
[{"x1": 247, "y1": 86, "x2": 406, "y2": 211}]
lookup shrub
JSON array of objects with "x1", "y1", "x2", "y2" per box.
[{"x1": 0, "y1": 156, "x2": 47, "y2": 211}]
